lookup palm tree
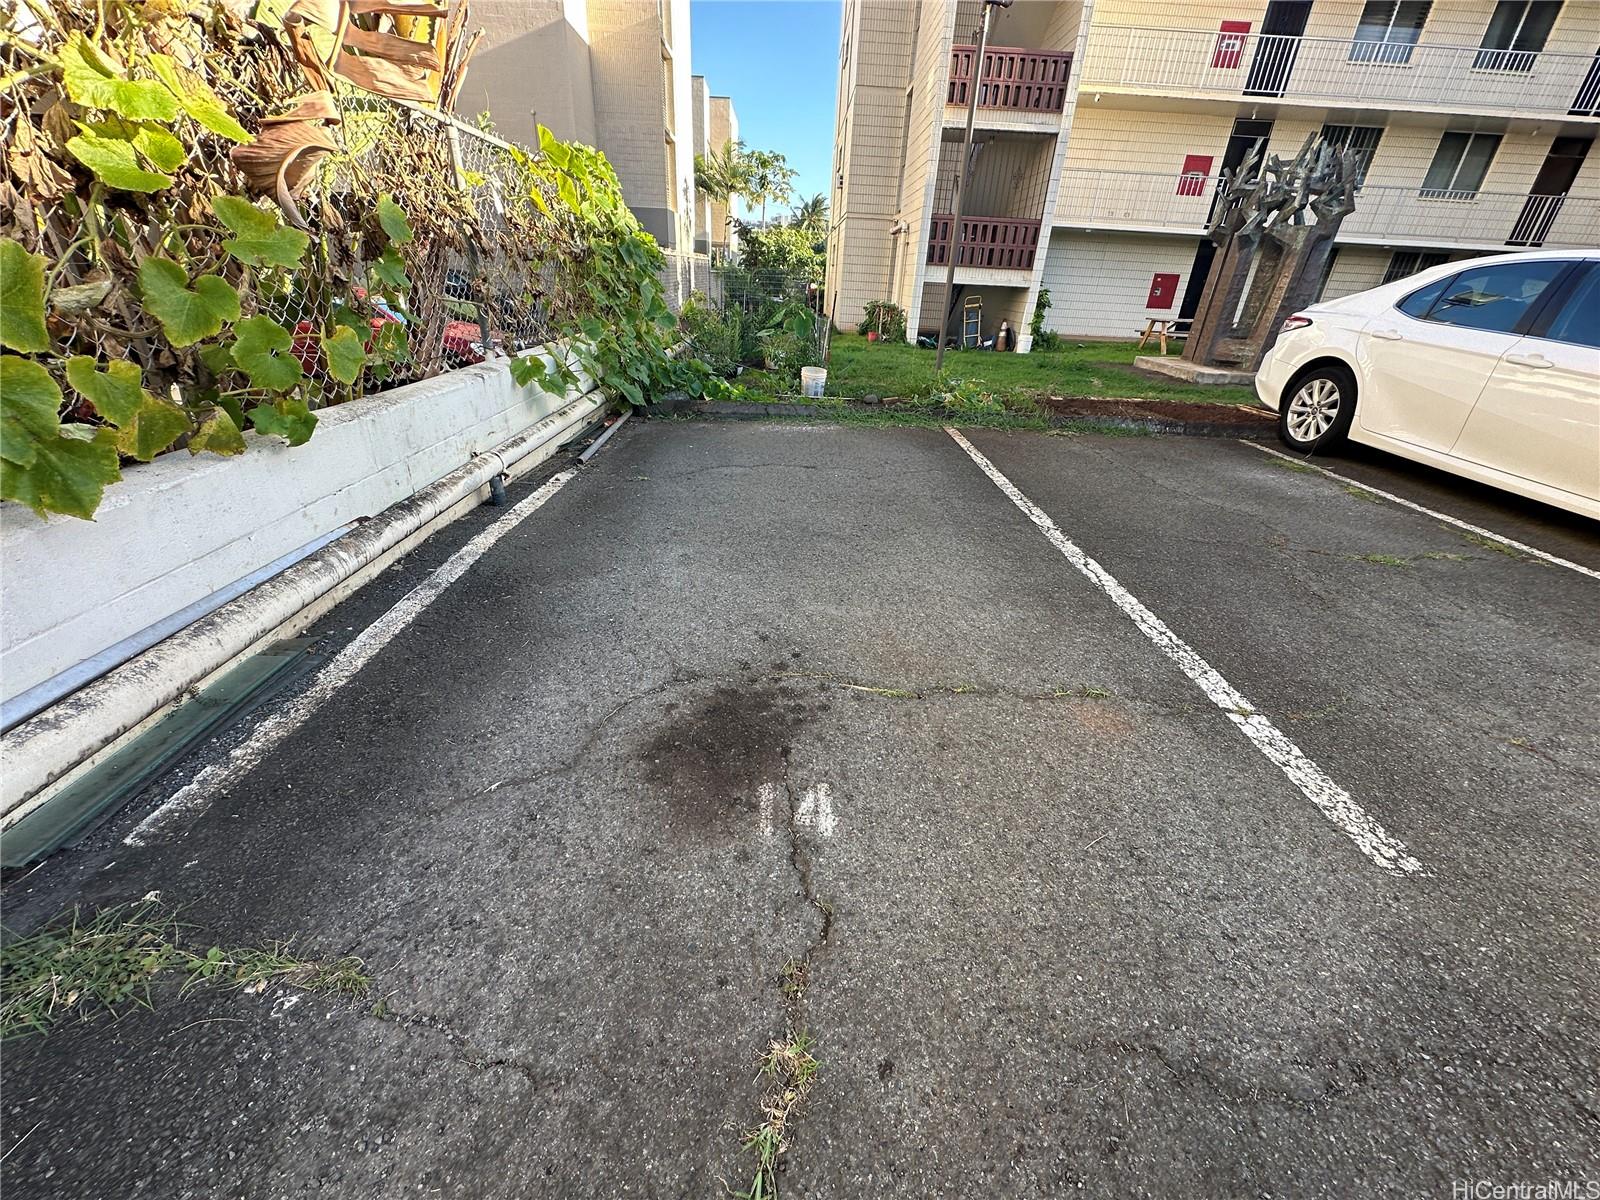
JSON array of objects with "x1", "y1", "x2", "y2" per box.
[
  {"x1": 791, "y1": 193, "x2": 827, "y2": 236},
  {"x1": 742, "y1": 149, "x2": 797, "y2": 227},
  {"x1": 694, "y1": 139, "x2": 748, "y2": 240}
]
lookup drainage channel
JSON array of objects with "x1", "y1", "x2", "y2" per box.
[{"x1": 1, "y1": 638, "x2": 318, "y2": 867}]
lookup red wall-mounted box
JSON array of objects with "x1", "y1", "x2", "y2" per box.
[
  {"x1": 1147, "y1": 273, "x2": 1179, "y2": 310},
  {"x1": 1213, "y1": 20, "x2": 1251, "y2": 69},
  {"x1": 1177, "y1": 154, "x2": 1214, "y2": 196}
]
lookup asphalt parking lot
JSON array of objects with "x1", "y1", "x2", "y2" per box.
[{"x1": 5, "y1": 418, "x2": 1597, "y2": 1198}]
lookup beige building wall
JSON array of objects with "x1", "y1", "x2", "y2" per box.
[
  {"x1": 467, "y1": 0, "x2": 597, "y2": 147},
  {"x1": 471, "y1": 0, "x2": 704, "y2": 253},
  {"x1": 691, "y1": 75, "x2": 711, "y2": 253},
  {"x1": 825, "y1": 0, "x2": 923, "y2": 332},
  {"x1": 709, "y1": 95, "x2": 739, "y2": 255},
  {"x1": 1038, "y1": 230, "x2": 1201, "y2": 338},
  {"x1": 587, "y1": 0, "x2": 694, "y2": 250}
]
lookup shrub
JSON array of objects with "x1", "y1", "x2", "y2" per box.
[
  {"x1": 857, "y1": 300, "x2": 906, "y2": 342},
  {"x1": 1030, "y1": 288, "x2": 1059, "y2": 351},
  {"x1": 738, "y1": 224, "x2": 825, "y2": 283},
  {"x1": 680, "y1": 293, "x2": 742, "y2": 376}
]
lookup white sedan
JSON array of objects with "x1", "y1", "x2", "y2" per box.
[{"x1": 1255, "y1": 249, "x2": 1600, "y2": 520}]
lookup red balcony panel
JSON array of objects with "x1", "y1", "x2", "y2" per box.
[
  {"x1": 948, "y1": 45, "x2": 1073, "y2": 113},
  {"x1": 926, "y1": 215, "x2": 1042, "y2": 271}
]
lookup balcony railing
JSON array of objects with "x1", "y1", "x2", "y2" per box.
[
  {"x1": 927, "y1": 214, "x2": 1042, "y2": 270},
  {"x1": 1078, "y1": 25, "x2": 1599, "y2": 117},
  {"x1": 1054, "y1": 168, "x2": 1600, "y2": 251},
  {"x1": 947, "y1": 45, "x2": 1073, "y2": 113}
]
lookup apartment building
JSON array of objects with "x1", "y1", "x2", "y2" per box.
[
  {"x1": 469, "y1": 0, "x2": 699, "y2": 253},
  {"x1": 688, "y1": 78, "x2": 742, "y2": 256},
  {"x1": 709, "y1": 93, "x2": 741, "y2": 257},
  {"x1": 827, "y1": 0, "x2": 1600, "y2": 346}
]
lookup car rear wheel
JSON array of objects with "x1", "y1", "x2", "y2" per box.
[{"x1": 1278, "y1": 365, "x2": 1356, "y2": 453}]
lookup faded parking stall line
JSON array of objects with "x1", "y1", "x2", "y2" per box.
[
  {"x1": 1243, "y1": 441, "x2": 1600, "y2": 581},
  {"x1": 946, "y1": 427, "x2": 1426, "y2": 876},
  {"x1": 124, "y1": 469, "x2": 580, "y2": 848}
]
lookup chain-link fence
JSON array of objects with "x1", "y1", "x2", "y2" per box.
[{"x1": 262, "y1": 102, "x2": 562, "y2": 409}]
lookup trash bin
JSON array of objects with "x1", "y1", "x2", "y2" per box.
[{"x1": 800, "y1": 366, "x2": 827, "y2": 398}]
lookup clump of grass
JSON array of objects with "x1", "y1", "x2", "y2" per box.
[
  {"x1": 1342, "y1": 485, "x2": 1385, "y2": 504},
  {"x1": 0, "y1": 895, "x2": 369, "y2": 1039},
  {"x1": 1267, "y1": 457, "x2": 1319, "y2": 474},
  {"x1": 739, "y1": 1031, "x2": 821, "y2": 1199},
  {"x1": 1352, "y1": 553, "x2": 1411, "y2": 567},
  {"x1": 1459, "y1": 531, "x2": 1524, "y2": 559},
  {"x1": 840, "y1": 683, "x2": 917, "y2": 699}
]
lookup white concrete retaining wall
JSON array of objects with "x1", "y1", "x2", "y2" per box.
[{"x1": 1, "y1": 355, "x2": 594, "y2": 714}]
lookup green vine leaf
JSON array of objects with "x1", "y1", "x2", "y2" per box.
[
  {"x1": 212, "y1": 196, "x2": 309, "y2": 269},
  {"x1": 188, "y1": 408, "x2": 247, "y2": 456},
  {"x1": 60, "y1": 33, "x2": 181, "y2": 122},
  {"x1": 79, "y1": 117, "x2": 187, "y2": 172},
  {"x1": 376, "y1": 194, "x2": 414, "y2": 244},
  {"x1": 371, "y1": 247, "x2": 410, "y2": 293},
  {"x1": 66, "y1": 130, "x2": 174, "y2": 192},
  {"x1": 508, "y1": 355, "x2": 558, "y2": 392},
  {"x1": 321, "y1": 327, "x2": 365, "y2": 384},
  {"x1": 248, "y1": 397, "x2": 318, "y2": 446},
  {"x1": 130, "y1": 123, "x2": 186, "y2": 172},
  {"x1": 63, "y1": 358, "x2": 187, "y2": 461},
  {"x1": 139, "y1": 258, "x2": 241, "y2": 346},
  {"x1": 148, "y1": 54, "x2": 252, "y2": 143},
  {"x1": 1, "y1": 356, "x2": 122, "y2": 520},
  {"x1": 229, "y1": 315, "x2": 303, "y2": 390},
  {"x1": 0, "y1": 240, "x2": 50, "y2": 353}
]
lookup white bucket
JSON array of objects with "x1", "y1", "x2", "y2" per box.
[{"x1": 800, "y1": 366, "x2": 827, "y2": 399}]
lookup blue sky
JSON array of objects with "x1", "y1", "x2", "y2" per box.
[{"x1": 690, "y1": 0, "x2": 841, "y2": 221}]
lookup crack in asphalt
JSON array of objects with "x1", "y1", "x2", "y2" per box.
[{"x1": 777, "y1": 746, "x2": 833, "y2": 1035}]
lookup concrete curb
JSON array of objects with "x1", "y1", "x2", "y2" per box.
[
  {"x1": 689, "y1": 400, "x2": 1274, "y2": 439},
  {"x1": 0, "y1": 389, "x2": 610, "y2": 827}
]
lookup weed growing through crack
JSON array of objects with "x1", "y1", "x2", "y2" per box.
[
  {"x1": 1458, "y1": 531, "x2": 1531, "y2": 560},
  {"x1": 1342, "y1": 485, "x2": 1385, "y2": 504},
  {"x1": 1352, "y1": 553, "x2": 1411, "y2": 567},
  {"x1": 0, "y1": 895, "x2": 369, "y2": 1039},
  {"x1": 1266, "y1": 457, "x2": 1320, "y2": 474},
  {"x1": 739, "y1": 1031, "x2": 822, "y2": 1200}
]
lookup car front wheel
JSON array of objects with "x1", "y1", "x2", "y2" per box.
[{"x1": 1278, "y1": 365, "x2": 1356, "y2": 453}]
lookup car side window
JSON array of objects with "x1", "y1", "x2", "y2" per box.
[
  {"x1": 1420, "y1": 260, "x2": 1570, "y2": 334},
  {"x1": 1535, "y1": 265, "x2": 1600, "y2": 350},
  {"x1": 1397, "y1": 275, "x2": 1452, "y2": 318}
]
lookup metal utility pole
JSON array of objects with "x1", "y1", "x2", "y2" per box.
[{"x1": 936, "y1": 0, "x2": 1009, "y2": 372}]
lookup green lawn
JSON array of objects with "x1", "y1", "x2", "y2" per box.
[{"x1": 823, "y1": 333, "x2": 1258, "y2": 406}]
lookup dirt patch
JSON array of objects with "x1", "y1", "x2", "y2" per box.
[
  {"x1": 637, "y1": 680, "x2": 815, "y2": 836},
  {"x1": 1042, "y1": 395, "x2": 1274, "y2": 427}
]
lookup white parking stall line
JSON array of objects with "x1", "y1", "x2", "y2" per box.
[
  {"x1": 1243, "y1": 441, "x2": 1600, "y2": 582},
  {"x1": 125, "y1": 470, "x2": 579, "y2": 847},
  {"x1": 946, "y1": 427, "x2": 1426, "y2": 876}
]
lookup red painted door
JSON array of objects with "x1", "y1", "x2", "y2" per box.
[{"x1": 1147, "y1": 273, "x2": 1179, "y2": 309}]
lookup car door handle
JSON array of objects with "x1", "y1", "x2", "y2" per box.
[
  {"x1": 1504, "y1": 352, "x2": 1553, "y2": 368},
  {"x1": 1370, "y1": 328, "x2": 1404, "y2": 341}
]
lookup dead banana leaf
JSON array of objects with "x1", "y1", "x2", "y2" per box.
[
  {"x1": 341, "y1": 25, "x2": 441, "y2": 69},
  {"x1": 347, "y1": 0, "x2": 448, "y2": 16},
  {"x1": 331, "y1": 49, "x2": 433, "y2": 102},
  {"x1": 262, "y1": 89, "x2": 341, "y2": 125},
  {"x1": 230, "y1": 90, "x2": 340, "y2": 211}
]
